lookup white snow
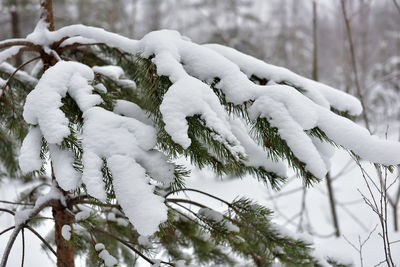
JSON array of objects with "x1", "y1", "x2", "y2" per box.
[
  {"x1": 61, "y1": 225, "x2": 71, "y2": 241},
  {"x1": 23, "y1": 61, "x2": 97, "y2": 144},
  {"x1": 75, "y1": 210, "x2": 91, "y2": 221},
  {"x1": 92, "y1": 65, "x2": 124, "y2": 80},
  {"x1": 225, "y1": 221, "x2": 240, "y2": 233},
  {"x1": 0, "y1": 46, "x2": 23, "y2": 63},
  {"x1": 198, "y1": 208, "x2": 224, "y2": 222},
  {"x1": 19, "y1": 127, "x2": 43, "y2": 174},
  {"x1": 113, "y1": 100, "x2": 153, "y2": 126},
  {"x1": 95, "y1": 242, "x2": 118, "y2": 266},
  {"x1": 95, "y1": 243, "x2": 105, "y2": 251},
  {"x1": 205, "y1": 44, "x2": 362, "y2": 116},
  {"x1": 14, "y1": 183, "x2": 64, "y2": 226},
  {"x1": 138, "y1": 235, "x2": 151, "y2": 247},
  {"x1": 98, "y1": 249, "x2": 118, "y2": 266},
  {"x1": 49, "y1": 144, "x2": 81, "y2": 191},
  {"x1": 229, "y1": 117, "x2": 286, "y2": 176},
  {"x1": 59, "y1": 36, "x2": 97, "y2": 47},
  {"x1": 108, "y1": 155, "x2": 167, "y2": 236},
  {"x1": 0, "y1": 62, "x2": 38, "y2": 85}
]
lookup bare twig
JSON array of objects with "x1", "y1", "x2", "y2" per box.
[
  {"x1": 92, "y1": 227, "x2": 175, "y2": 266},
  {"x1": 21, "y1": 228, "x2": 25, "y2": 267},
  {"x1": 25, "y1": 225, "x2": 67, "y2": 267},
  {"x1": 1, "y1": 198, "x2": 58, "y2": 267},
  {"x1": 340, "y1": 0, "x2": 370, "y2": 131},
  {"x1": 0, "y1": 226, "x2": 15, "y2": 236}
]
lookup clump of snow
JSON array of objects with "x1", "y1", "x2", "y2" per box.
[
  {"x1": 94, "y1": 83, "x2": 107, "y2": 93},
  {"x1": 59, "y1": 36, "x2": 97, "y2": 47},
  {"x1": 14, "y1": 183, "x2": 64, "y2": 226},
  {"x1": 61, "y1": 225, "x2": 71, "y2": 241},
  {"x1": 205, "y1": 44, "x2": 362, "y2": 116},
  {"x1": 229, "y1": 117, "x2": 286, "y2": 176},
  {"x1": 95, "y1": 243, "x2": 105, "y2": 251},
  {"x1": 0, "y1": 62, "x2": 38, "y2": 85},
  {"x1": 107, "y1": 155, "x2": 167, "y2": 236},
  {"x1": 75, "y1": 210, "x2": 91, "y2": 221},
  {"x1": 23, "y1": 61, "x2": 98, "y2": 144},
  {"x1": 19, "y1": 127, "x2": 43, "y2": 174},
  {"x1": 49, "y1": 144, "x2": 81, "y2": 191},
  {"x1": 106, "y1": 212, "x2": 129, "y2": 227},
  {"x1": 92, "y1": 65, "x2": 124, "y2": 80},
  {"x1": 98, "y1": 249, "x2": 118, "y2": 267},
  {"x1": 138, "y1": 235, "x2": 151, "y2": 247},
  {"x1": 0, "y1": 46, "x2": 24, "y2": 63},
  {"x1": 225, "y1": 222, "x2": 240, "y2": 233},
  {"x1": 95, "y1": 242, "x2": 118, "y2": 266},
  {"x1": 198, "y1": 208, "x2": 224, "y2": 222},
  {"x1": 114, "y1": 100, "x2": 153, "y2": 126}
]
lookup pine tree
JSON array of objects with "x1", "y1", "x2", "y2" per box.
[{"x1": 1, "y1": 1, "x2": 400, "y2": 266}]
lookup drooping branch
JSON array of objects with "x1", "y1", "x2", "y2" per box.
[
  {"x1": 91, "y1": 227, "x2": 176, "y2": 266},
  {"x1": 25, "y1": 225, "x2": 67, "y2": 267},
  {"x1": 0, "y1": 198, "x2": 58, "y2": 267},
  {"x1": 0, "y1": 40, "x2": 41, "y2": 51}
]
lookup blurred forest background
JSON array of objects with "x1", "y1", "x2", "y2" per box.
[
  {"x1": 0, "y1": 0, "x2": 400, "y2": 265},
  {"x1": 1, "y1": 0, "x2": 399, "y2": 128}
]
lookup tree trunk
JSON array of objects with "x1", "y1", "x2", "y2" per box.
[
  {"x1": 40, "y1": 1, "x2": 75, "y2": 265},
  {"x1": 40, "y1": 0, "x2": 54, "y2": 31},
  {"x1": 52, "y1": 198, "x2": 75, "y2": 267},
  {"x1": 10, "y1": 0, "x2": 22, "y2": 66}
]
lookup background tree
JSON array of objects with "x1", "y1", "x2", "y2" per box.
[{"x1": 1, "y1": 0, "x2": 400, "y2": 266}]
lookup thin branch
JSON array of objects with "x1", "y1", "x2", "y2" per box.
[
  {"x1": 0, "y1": 226, "x2": 15, "y2": 236},
  {"x1": 165, "y1": 188, "x2": 232, "y2": 208},
  {"x1": 0, "y1": 40, "x2": 40, "y2": 51},
  {"x1": 92, "y1": 227, "x2": 175, "y2": 266},
  {"x1": 0, "y1": 208, "x2": 15, "y2": 216},
  {"x1": 0, "y1": 200, "x2": 34, "y2": 206},
  {"x1": 166, "y1": 198, "x2": 207, "y2": 209},
  {"x1": 59, "y1": 42, "x2": 106, "y2": 53},
  {"x1": 1, "y1": 198, "x2": 57, "y2": 267},
  {"x1": 0, "y1": 56, "x2": 41, "y2": 100},
  {"x1": 25, "y1": 225, "x2": 67, "y2": 267},
  {"x1": 21, "y1": 228, "x2": 25, "y2": 267}
]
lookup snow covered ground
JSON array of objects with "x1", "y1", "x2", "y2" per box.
[{"x1": 1, "y1": 146, "x2": 400, "y2": 266}]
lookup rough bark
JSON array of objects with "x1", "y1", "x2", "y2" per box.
[
  {"x1": 40, "y1": 0, "x2": 55, "y2": 31},
  {"x1": 40, "y1": 1, "x2": 75, "y2": 265},
  {"x1": 52, "y1": 198, "x2": 75, "y2": 267}
]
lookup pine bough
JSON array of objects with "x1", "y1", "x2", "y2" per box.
[{"x1": 1, "y1": 19, "x2": 399, "y2": 266}]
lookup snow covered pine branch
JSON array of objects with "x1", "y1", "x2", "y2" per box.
[{"x1": 1, "y1": 19, "x2": 400, "y2": 266}]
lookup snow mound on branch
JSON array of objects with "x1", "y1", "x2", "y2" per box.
[
  {"x1": 82, "y1": 107, "x2": 170, "y2": 234},
  {"x1": 132, "y1": 30, "x2": 400, "y2": 175},
  {"x1": 229, "y1": 118, "x2": 286, "y2": 176},
  {"x1": 92, "y1": 65, "x2": 124, "y2": 80},
  {"x1": 21, "y1": 61, "x2": 172, "y2": 235},
  {"x1": 19, "y1": 127, "x2": 43, "y2": 174},
  {"x1": 205, "y1": 44, "x2": 362, "y2": 116},
  {"x1": 23, "y1": 61, "x2": 100, "y2": 143}
]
